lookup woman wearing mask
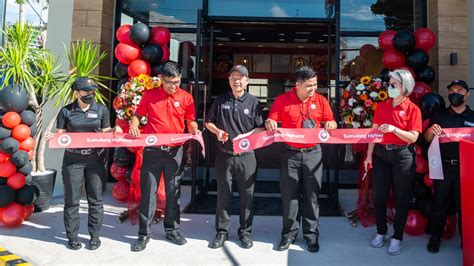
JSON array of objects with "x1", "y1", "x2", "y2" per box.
[
  {"x1": 47, "y1": 77, "x2": 122, "y2": 250},
  {"x1": 424, "y1": 80, "x2": 473, "y2": 253},
  {"x1": 363, "y1": 69, "x2": 422, "y2": 255}
]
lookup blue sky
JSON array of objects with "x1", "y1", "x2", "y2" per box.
[{"x1": 5, "y1": 0, "x2": 45, "y2": 25}]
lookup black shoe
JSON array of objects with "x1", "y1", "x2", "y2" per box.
[
  {"x1": 239, "y1": 234, "x2": 253, "y2": 249},
  {"x1": 276, "y1": 237, "x2": 295, "y2": 251},
  {"x1": 166, "y1": 232, "x2": 187, "y2": 246},
  {"x1": 89, "y1": 239, "x2": 101, "y2": 250},
  {"x1": 210, "y1": 233, "x2": 228, "y2": 249},
  {"x1": 132, "y1": 236, "x2": 151, "y2": 252},
  {"x1": 427, "y1": 237, "x2": 440, "y2": 253},
  {"x1": 307, "y1": 239, "x2": 320, "y2": 253},
  {"x1": 67, "y1": 239, "x2": 82, "y2": 250}
]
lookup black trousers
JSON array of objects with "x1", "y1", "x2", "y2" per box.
[
  {"x1": 215, "y1": 150, "x2": 257, "y2": 236},
  {"x1": 373, "y1": 144, "x2": 416, "y2": 241},
  {"x1": 138, "y1": 147, "x2": 183, "y2": 237},
  {"x1": 429, "y1": 162, "x2": 462, "y2": 239},
  {"x1": 62, "y1": 151, "x2": 106, "y2": 241},
  {"x1": 280, "y1": 145, "x2": 323, "y2": 242}
]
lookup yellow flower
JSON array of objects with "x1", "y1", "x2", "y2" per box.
[
  {"x1": 345, "y1": 115, "x2": 353, "y2": 124},
  {"x1": 360, "y1": 76, "x2": 371, "y2": 85},
  {"x1": 378, "y1": 91, "x2": 388, "y2": 101}
]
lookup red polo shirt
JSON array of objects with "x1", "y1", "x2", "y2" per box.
[
  {"x1": 135, "y1": 86, "x2": 196, "y2": 135},
  {"x1": 373, "y1": 98, "x2": 422, "y2": 144},
  {"x1": 268, "y1": 87, "x2": 334, "y2": 148}
]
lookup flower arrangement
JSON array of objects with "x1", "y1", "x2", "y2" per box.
[
  {"x1": 113, "y1": 74, "x2": 161, "y2": 126},
  {"x1": 340, "y1": 76, "x2": 388, "y2": 128}
]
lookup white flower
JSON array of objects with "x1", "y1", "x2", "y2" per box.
[
  {"x1": 363, "y1": 119, "x2": 372, "y2": 127},
  {"x1": 352, "y1": 107, "x2": 363, "y2": 116},
  {"x1": 351, "y1": 121, "x2": 361, "y2": 128},
  {"x1": 116, "y1": 109, "x2": 125, "y2": 119},
  {"x1": 370, "y1": 91, "x2": 378, "y2": 99},
  {"x1": 345, "y1": 85, "x2": 352, "y2": 91},
  {"x1": 348, "y1": 98, "x2": 357, "y2": 107},
  {"x1": 374, "y1": 78, "x2": 382, "y2": 82},
  {"x1": 132, "y1": 96, "x2": 142, "y2": 105},
  {"x1": 356, "y1": 91, "x2": 361, "y2": 95},
  {"x1": 356, "y1": 84, "x2": 366, "y2": 91}
]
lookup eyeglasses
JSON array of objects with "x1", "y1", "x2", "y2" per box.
[{"x1": 163, "y1": 79, "x2": 181, "y2": 86}]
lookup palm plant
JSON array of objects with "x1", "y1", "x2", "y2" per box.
[{"x1": 0, "y1": 22, "x2": 111, "y2": 173}]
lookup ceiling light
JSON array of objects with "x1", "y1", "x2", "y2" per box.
[
  {"x1": 319, "y1": 39, "x2": 325, "y2": 42},
  {"x1": 323, "y1": 34, "x2": 328, "y2": 37},
  {"x1": 294, "y1": 38, "x2": 309, "y2": 43},
  {"x1": 217, "y1": 43, "x2": 224, "y2": 46},
  {"x1": 278, "y1": 33, "x2": 285, "y2": 36},
  {"x1": 295, "y1": 31, "x2": 311, "y2": 35},
  {"x1": 258, "y1": 44, "x2": 263, "y2": 47},
  {"x1": 279, "y1": 38, "x2": 286, "y2": 42},
  {"x1": 235, "y1": 32, "x2": 242, "y2": 35},
  {"x1": 240, "y1": 37, "x2": 246, "y2": 41},
  {"x1": 298, "y1": 45, "x2": 304, "y2": 48}
]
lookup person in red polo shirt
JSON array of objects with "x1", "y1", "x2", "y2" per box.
[
  {"x1": 363, "y1": 69, "x2": 422, "y2": 256},
  {"x1": 265, "y1": 66, "x2": 337, "y2": 253},
  {"x1": 129, "y1": 62, "x2": 200, "y2": 252}
]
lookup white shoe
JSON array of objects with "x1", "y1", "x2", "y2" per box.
[
  {"x1": 387, "y1": 238, "x2": 402, "y2": 255},
  {"x1": 371, "y1": 234, "x2": 387, "y2": 248}
]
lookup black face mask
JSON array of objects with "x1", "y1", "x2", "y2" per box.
[
  {"x1": 80, "y1": 94, "x2": 94, "y2": 104},
  {"x1": 448, "y1": 93, "x2": 465, "y2": 107}
]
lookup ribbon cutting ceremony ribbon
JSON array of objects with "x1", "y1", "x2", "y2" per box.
[{"x1": 49, "y1": 132, "x2": 206, "y2": 157}]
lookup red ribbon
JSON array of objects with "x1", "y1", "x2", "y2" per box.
[
  {"x1": 460, "y1": 140, "x2": 474, "y2": 266},
  {"x1": 49, "y1": 133, "x2": 205, "y2": 157}
]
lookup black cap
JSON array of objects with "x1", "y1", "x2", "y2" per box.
[
  {"x1": 447, "y1": 80, "x2": 469, "y2": 91},
  {"x1": 72, "y1": 77, "x2": 98, "y2": 91},
  {"x1": 228, "y1": 65, "x2": 249, "y2": 77}
]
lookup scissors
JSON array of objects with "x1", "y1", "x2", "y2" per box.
[{"x1": 362, "y1": 163, "x2": 372, "y2": 181}]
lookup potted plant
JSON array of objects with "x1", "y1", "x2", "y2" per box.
[{"x1": 0, "y1": 22, "x2": 111, "y2": 212}]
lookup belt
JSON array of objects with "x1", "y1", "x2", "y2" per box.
[
  {"x1": 146, "y1": 145, "x2": 181, "y2": 152},
  {"x1": 65, "y1": 148, "x2": 103, "y2": 155},
  {"x1": 443, "y1": 159, "x2": 459, "y2": 166},
  {"x1": 378, "y1": 144, "x2": 409, "y2": 150},
  {"x1": 285, "y1": 144, "x2": 318, "y2": 153},
  {"x1": 218, "y1": 148, "x2": 254, "y2": 157}
]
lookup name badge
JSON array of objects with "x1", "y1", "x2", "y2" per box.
[
  {"x1": 87, "y1": 113, "x2": 98, "y2": 119},
  {"x1": 464, "y1": 121, "x2": 474, "y2": 127},
  {"x1": 222, "y1": 105, "x2": 231, "y2": 110}
]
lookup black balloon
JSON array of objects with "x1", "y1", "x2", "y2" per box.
[
  {"x1": 0, "y1": 185, "x2": 15, "y2": 207},
  {"x1": 19, "y1": 162, "x2": 33, "y2": 175},
  {"x1": 29, "y1": 124, "x2": 37, "y2": 137},
  {"x1": 393, "y1": 30, "x2": 415, "y2": 53},
  {"x1": 142, "y1": 44, "x2": 163, "y2": 64},
  {"x1": 151, "y1": 64, "x2": 164, "y2": 76},
  {"x1": 0, "y1": 177, "x2": 6, "y2": 185},
  {"x1": 0, "y1": 137, "x2": 19, "y2": 154},
  {"x1": 380, "y1": 67, "x2": 391, "y2": 82},
  {"x1": 114, "y1": 62, "x2": 129, "y2": 79},
  {"x1": 406, "y1": 49, "x2": 429, "y2": 70},
  {"x1": 11, "y1": 150, "x2": 29, "y2": 167},
  {"x1": 419, "y1": 93, "x2": 446, "y2": 120},
  {"x1": 416, "y1": 66, "x2": 436, "y2": 84},
  {"x1": 20, "y1": 110, "x2": 35, "y2": 127},
  {"x1": 0, "y1": 84, "x2": 29, "y2": 113},
  {"x1": 0, "y1": 126, "x2": 11, "y2": 139},
  {"x1": 15, "y1": 184, "x2": 37, "y2": 205},
  {"x1": 129, "y1": 23, "x2": 150, "y2": 46},
  {"x1": 113, "y1": 147, "x2": 135, "y2": 167},
  {"x1": 117, "y1": 78, "x2": 128, "y2": 91}
]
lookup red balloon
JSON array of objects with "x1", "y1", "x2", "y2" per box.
[
  {"x1": 161, "y1": 45, "x2": 170, "y2": 62},
  {"x1": 422, "y1": 119, "x2": 430, "y2": 132},
  {"x1": 423, "y1": 173, "x2": 434, "y2": 188},
  {"x1": 405, "y1": 210, "x2": 428, "y2": 235},
  {"x1": 7, "y1": 172, "x2": 26, "y2": 190},
  {"x1": 409, "y1": 82, "x2": 431, "y2": 105},
  {"x1": 0, "y1": 150, "x2": 10, "y2": 163},
  {"x1": 359, "y1": 44, "x2": 377, "y2": 59},
  {"x1": 19, "y1": 137, "x2": 35, "y2": 151},
  {"x1": 150, "y1": 26, "x2": 171, "y2": 46},
  {"x1": 116, "y1": 24, "x2": 136, "y2": 46},
  {"x1": 378, "y1": 30, "x2": 397, "y2": 51},
  {"x1": 115, "y1": 43, "x2": 141, "y2": 65},
  {"x1": 2, "y1": 112, "x2": 21, "y2": 129},
  {"x1": 414, "y1": 28, "x2": 436, "y2": 51},
  {"x1": 110, "y1": 162, "x2": 127, "y2": 181},
  {"x1": 416, "y1": 154, "x2": 429, "y2": 174},
  {"x1": 0, "y1": 202, "x2": 25, "y2": 228},
  {"x1": 442, "y1": 215, "x2": 457, "y2": 240},
  {"x1": 23, "y1": 204, "x2": 34, "y2": 220},
  {"x1": 112, "y1": 180, "x2": 129, "y2": 202},
  {"x1": 382, "y1": 49, "x2": 405, "y2": 69},
  {"x1": 0, "y1": 160, "x2": 16, "y2": 177},
  {"x1": 128, "y1": 60, "x2": 151, "y2": 77},
  {"x1": 12, "y1": 124, "x2": 31, "y2": 142}
]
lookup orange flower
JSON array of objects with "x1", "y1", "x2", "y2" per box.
[
  {"x1": 371, "y1": 103, "x2": 378, "y2": 111},
  {"x1": 125, "y1": 106, "x2": 134, "y2": 117},
  {"x1": 360, "y1": 76, "x2": 371, "y2": 85},
  {"x1": 359, "y1": 94, "x2": 368, "y2": 101}
]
